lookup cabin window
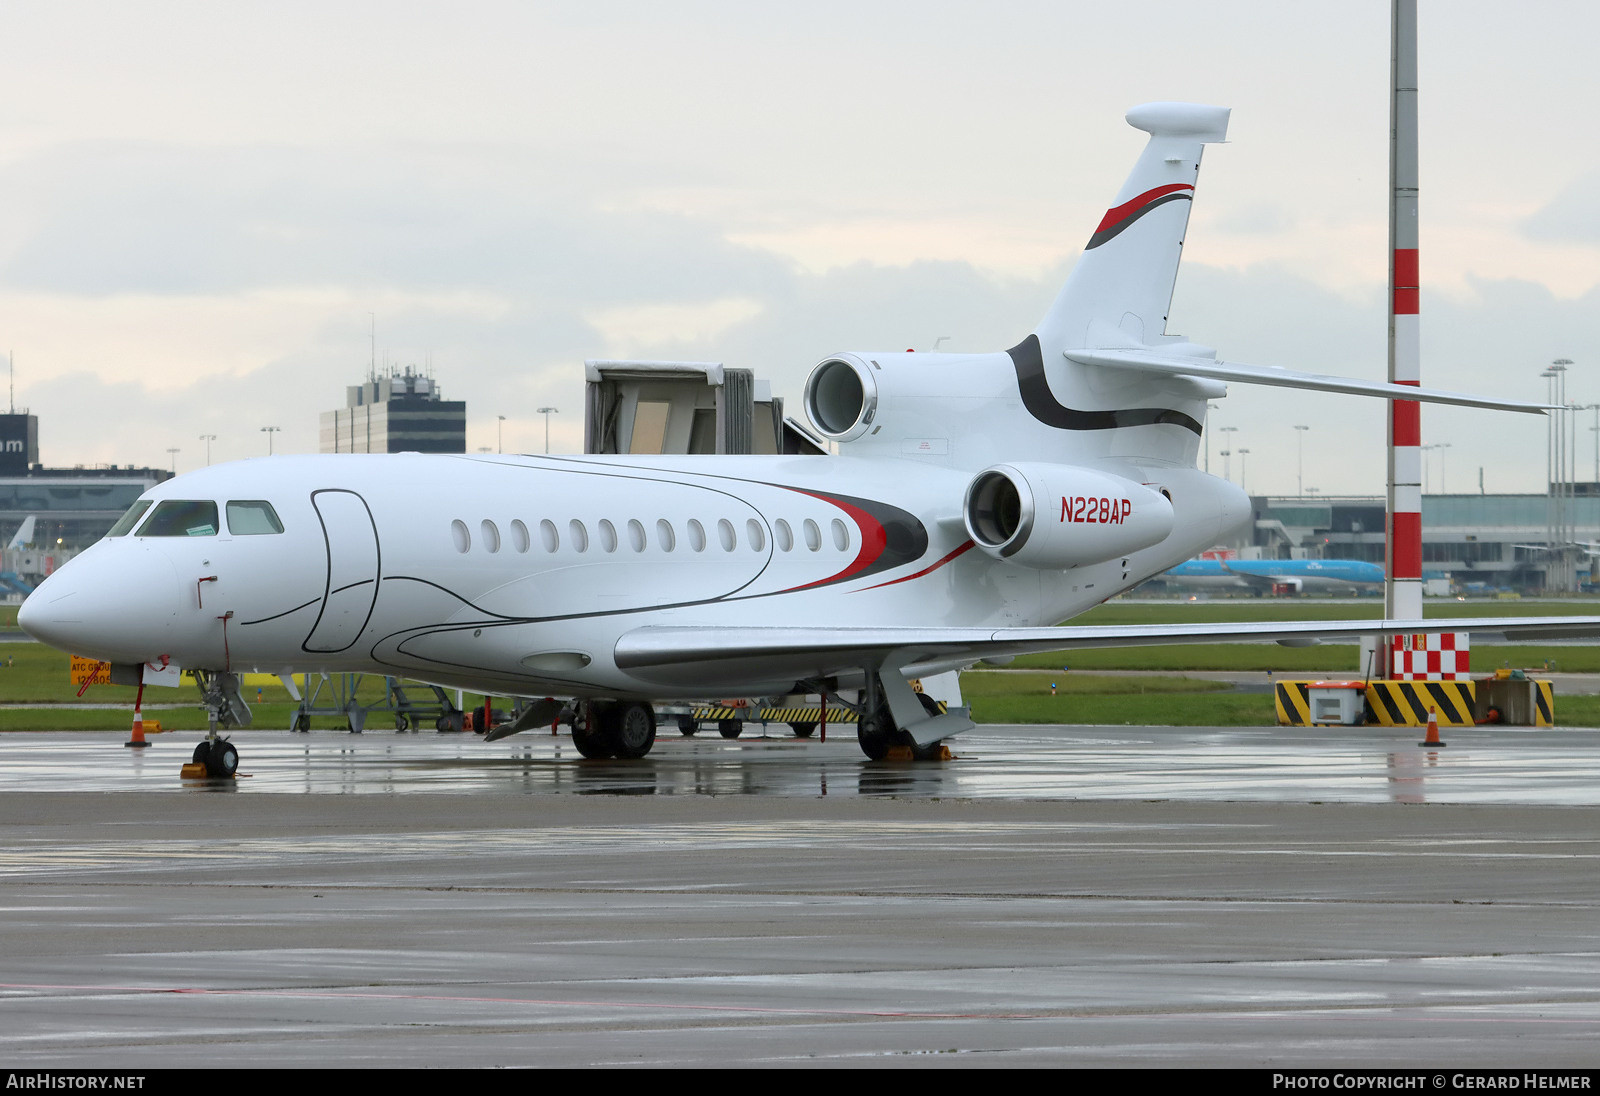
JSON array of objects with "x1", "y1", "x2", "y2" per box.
[
  {"x1": 598, "y1": 519, "x2": 618, "y2": 553},
  {"x1": 107, "y1": 500, "x2": 153, "y2": 537},
  {"x1": 717, "y1": 518, "x2": 736, "y2": 552},
  {"x1": 774, "y1": 519, "x2": 793, "y2": 552},
  {"x1": 510, "y1": 519, "x2": 531, "y2": 553},
  {"x1": 656, "y1": 519, "x2": 676, "y2": 552},
  {"x1": 136, "y1": 500, "x2": 219, "y2": 537},
  {"x1": 569, "y1": 519, "x2": 589, "y2": 553},
  {"x1": 226, "y1": 500, "x2": 284, "y2": 535},
  {"x1": 746, "y1": 519, "x2": 766, "y2": 552},
  {"x1": 803, "y1": 518, "x2": 821, "y2": 551},
  {"x1": 687, "y1": 519, "x2": 706, "y2": 552},
  {"x1": 832, "y1": 519, "x2": 850, "y2": 551},
  {"x1": 480, "y1": 520, "x2": 501, "y2": 554},
  {"x1": 540, "y1": 519, "x2": 559, "y2": 552},
  {"x1": 451, "y1": 519, "x2": 470, "y2": 553},
  {"x1": 627, "y1": 518, "x2": 646, "y2": 552}
]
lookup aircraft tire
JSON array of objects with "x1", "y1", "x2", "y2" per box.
[
  {"x1": 856, "y1": 715, "x2": 893, "y2": 761},
  {"x1": 717, "y1": 720, "x2": 743, "y2": 739},
  {"x1": 608, "y1": 702, "x2": 656, "y2": 759},
  {"x1": 192, "y1": 740, "x2": 212, "y2": 765},
  {"x1": 569, "y1": 710, "x2": 613, "y2": 759},
  {"x1": 788, "y1": 721, "x2": 818, "y2": 738},
  {"x1": 205, "y1": 740, "x2": 239, "y2": 778}
]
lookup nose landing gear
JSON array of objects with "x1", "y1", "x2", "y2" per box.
[{"x1": 183, "y1": 670, "x2": 251, "y2": 780}]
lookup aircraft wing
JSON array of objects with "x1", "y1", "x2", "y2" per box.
[
  {"x1": 615, "y1": 616, "x2": 1600, "y2": 686},
  {"x1": 1067, "y1": 349, "x2": 1549, "y2": 414}
]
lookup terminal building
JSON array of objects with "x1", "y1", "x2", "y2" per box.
[
  {"x1": 1238, "y1": 493, "x2": 1600, "y2": 594},
  {"x1": 319, "y1": 367, "x2": 466, "y2": 454},
  {"x1": 0, "y1": 409, "x2": 171, "y2": 589}
]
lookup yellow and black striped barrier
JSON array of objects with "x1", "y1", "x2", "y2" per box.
[
  {"x1": 691, "y1": 705, "x2": 860, "y2": 724},
  {"x1": 1364, "y1": 681, "x2": 1476, "y2": 728},
  {"x1": 1535, "y1": 680, "x2": 1554, "y2": 727},
  {"x1": 1273, "y1": 681, "x2": 1312, "y2": 726},
  {"x1": 1276, "y1": 678, "x2": 1556, "y2": 727},
  {"x1": 690, "y1": 701, "x2": 949, "y2": 725}
]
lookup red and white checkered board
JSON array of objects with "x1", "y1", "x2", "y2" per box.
[{"x1": 1390, "y1": 632, "x2": 1470, "y2": 681}]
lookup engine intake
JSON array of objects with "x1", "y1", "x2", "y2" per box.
[
  {"x1": 802, "y1": 354, "x2": 878, "y2": 442},
  {"x1": 963, "y1": 463, "x2": 1174, "y2": 569}
]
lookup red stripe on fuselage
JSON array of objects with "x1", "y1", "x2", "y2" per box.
[
  {"x1": 780, "y1": 489, "x2": 888, "y2": 593},
  {"x1": 1095, "y1": 184, "x2": 1195, "y2": 233},
  {"x1": 859, "y1": 539, "x2": 977, "y2": 592}
]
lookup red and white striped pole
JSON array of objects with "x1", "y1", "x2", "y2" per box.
[{"x1": 1384, "y1": 0, "x2": 1423, "y2": 675}]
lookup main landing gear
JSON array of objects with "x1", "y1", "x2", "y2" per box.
[
  {"x1": 569, "y1": 701, "x2": 658, "y2": 759},
  {"x1": 851, "y1": 672, "x2": 960, "y2": 762}
]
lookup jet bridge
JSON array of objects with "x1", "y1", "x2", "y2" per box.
[{"x1": 583, "y1": 360, "x2": 827, "y2": 456}]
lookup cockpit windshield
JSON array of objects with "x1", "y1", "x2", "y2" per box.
[
  {"x1": 105, "y1": 500, "x2": 153, "y2": 537},
  {"x1": 135, "y1": 500, "x2": 219, "y2": 537},
  {"x1": 226, "y1": 500, "x2": 284, "y2": 535}
]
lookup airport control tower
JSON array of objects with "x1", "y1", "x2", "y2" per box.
[{"x1": 319, "y1": 366, "x2": 466, "y2": 454}]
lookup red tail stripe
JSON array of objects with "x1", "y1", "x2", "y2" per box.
[{"x1": 1094, "y1": 184, "x2": 1194, "y2": 233}]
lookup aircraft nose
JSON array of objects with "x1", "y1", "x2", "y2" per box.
[{"x1": 18, "y1": 546, "x2": 185, "y2": 663}]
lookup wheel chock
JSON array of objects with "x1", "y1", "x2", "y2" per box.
[
  {"x1": 179, "y1": 762, "x2": 210, "y2": 779},
  {"x1": 884, "y1": 743, "x2": 956, "y2": 761}
]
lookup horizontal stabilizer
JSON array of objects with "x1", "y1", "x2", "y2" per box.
[{"x1": 1068, "y1": 348, "x2": 1548, "y2": 414}]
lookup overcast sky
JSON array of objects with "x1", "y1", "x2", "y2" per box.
[{"x1": 3, "y1": 0, "x2": 1597, "y2": 497}]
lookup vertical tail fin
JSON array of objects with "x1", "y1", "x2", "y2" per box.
[{"x1": 1034, "y1": 103, "x2": 1230, "y2": 358}]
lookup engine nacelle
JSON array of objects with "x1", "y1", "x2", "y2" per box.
[
  {"x1": 802, "y1": 354, "x2": 879, "y2": 442},
  {"x1": 963, "y1": 463, "x2": 1175, "y2": 569}
]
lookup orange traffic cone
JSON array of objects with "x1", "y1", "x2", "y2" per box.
[
  {"x1": 1418, "y1": 705, "x2": 1447, "y2": 748},
  {"x1": 126, "y1": 683, "x2": 150, "y2": 749}
]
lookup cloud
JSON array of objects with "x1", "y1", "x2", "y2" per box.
[
  {"x1": 1522, "y1": 173, "x2": 1600, "y2": 244},
  {"x1": 0, "y1": 142, "x2": 796, "y2": 302}
]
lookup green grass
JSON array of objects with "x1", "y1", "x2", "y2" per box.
[{"x1": 5, "y1": 593, "x2": 1598, "y2": 731}]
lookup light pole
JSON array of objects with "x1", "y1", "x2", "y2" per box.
[
  {"x1": 260, "y1": 426, "x2": 280, "y2": 455},
  {"x1": 1236, "y1": 448, "x2": 1250, "y2": 495},
  {"x1": 537, "y1": 407, "x2": 558, "y2": 454},
  {"x1": 1421, "y1": 442, "x2": 1451, "y2": 494},
  {"x1": 199, "y1": 434, "x2": 216, "y2": 465},
  {"x1": 165, "y1": 447, "x2": 180, "y2": 474},
  {"x1": 497, "y1": 415, "x2": 506, "y2": 454},
  {"x1": 1294, "y1": 425, "x2": 1309, "y2": 498},
  {"x1": 1219, "y1": 426, "x2": 1238, "y2": 482}
]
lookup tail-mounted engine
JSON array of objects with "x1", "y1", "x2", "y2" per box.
[
  {"x1": 963, "y1": 463, "x2": 1174, "y2": 569},
  {"x1": 802, "y1": 354, "x2": 879, "y2": 442}
]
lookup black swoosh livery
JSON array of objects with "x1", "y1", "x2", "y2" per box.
[{"x1": 1007, "y1": 335, "x2": 1201, "y2": 436}]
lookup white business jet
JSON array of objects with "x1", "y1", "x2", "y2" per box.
[{"x1": 19, "y1": 103, "x2": 1595, "y2": 774}]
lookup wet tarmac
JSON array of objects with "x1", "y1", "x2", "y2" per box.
[
  {"x1": 4, "y1": 723, "x2": 1600, "y2": 1067},
  {"x1": 2, "y1": 722, "x2": 1600, "y2": 805}
]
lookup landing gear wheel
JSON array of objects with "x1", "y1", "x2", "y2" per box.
[
  {"x1": 856, "y1": 714, "x2": 893, "y2": 761},
  {"x1": 569, "y1": 709, "x2": 613, "y2": 759},
  {"x1": 788, "y1": 721, "x2": 818, "y2": 738},
  {"x1": 395, "y1": 714, "x2": 410, "y2": 732},
  {"x1": 201, "y1": 739, "x2": 238, "y2": 778},
  {"x1": 606, "y1": 702, "x2": 657, "y2": 759},
  {"x1": 192, "y1": 740, "x2": 212, "y2": 765},
  {"x1": 436, "y1": 713, "x2": 463, "y2": 733},
  {"x1": 676, "y1": 715, "x2": 698, "y2": 736},
  {"x1": 718, "y1": 719, "x2": 743, "y2": 739}
]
